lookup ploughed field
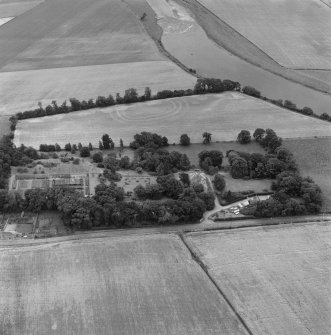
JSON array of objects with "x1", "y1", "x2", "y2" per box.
[
  {"x1": 186, "y1": 222, "x2": 331, "y2": 335},
  {"x1": 14, "y1": 92, "x2": 331, "y2": 148},
  {"x1": 197, "y1": 0, "x2": 331, "y2": 69},
  {"x1": 0, "y1": 0, "x2": 196, "y2": 116},
  {"x1": 0, "y1": 234, "x2": 249, "y2": 335}
]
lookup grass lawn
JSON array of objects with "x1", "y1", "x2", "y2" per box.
[{"x1": 219, "y1": 172, "x2": 271, "y2": 193}]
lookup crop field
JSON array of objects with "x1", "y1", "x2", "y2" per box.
[
  {"x1": 14, "y1": 92, "x2": 331, "y2": 148},
  {"x1": 197, "y1": 0, "x2": 331, "y2": 69},
  {"x1": 0, "y1": 0, "x2": 195, "y2": 116},
  {"x1": 0, "y1": 0, "x2": 162, "y2": 71},
  {"x1": 0, "y1": 61, "x2": 196, "y2": 116},
  {"x1": 284, "y1": 137, "x2": 331, "y2": 212},
  {"x1": 187, "y1": 222, "x2": 331, "y2": 335},
  {"x1": 0, "y1": 234, "x2": 249, "y2": 335},
  {"x1": 299, "y1": 70, "x2": 331, "y2": 87}
]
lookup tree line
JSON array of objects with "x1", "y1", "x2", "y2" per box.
[
  {"x1": 10, "y1": 78, "x2": 330, "y2": 125},
  {"x1": 231, "y1": 128, "x2": 322, "y2": 216}
]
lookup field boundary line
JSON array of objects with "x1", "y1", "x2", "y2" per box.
[
  {"x1": 178, "y1": 0, "x2": 331, "y2": 96},
  {"x1": 319, "y1": 0, "x2": 331, "y2": 9},
  {"x1": 186, "y1": 0, "x2": 280, "y2": 66},
  {"x1": 178, "y1": 233, "x2": 254, "y2": 335},
  {"x1": 121, "y1": 0, "x2": 200, "y2": 79},
  {"x1": 0, "y1": 217, "x2": 330, "y2": 249}
]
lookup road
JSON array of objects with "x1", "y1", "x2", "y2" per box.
[{"x1": 0, "y1": 214, "x2": 330, "y2": 248}]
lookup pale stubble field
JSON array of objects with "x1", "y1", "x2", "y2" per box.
[
  {"x1": 0, "y1": 234, "x2": 249, "y2": 335},
  {"x1": 186, "y1": 222, "x2": 331, "y2": 335},
  {"x1": 14, "y1": 92, "x2": 331, "y2": 148}
]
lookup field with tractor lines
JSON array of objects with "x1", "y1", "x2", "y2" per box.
[
  {"x1": 186, "y1": 222, "x2": 331, "y2": 335},
  {"x1": 0, "y1": 0, "x2": 195, "y2": 118},
  {"x1": 14, "y1": 92, "x2": 331, "y2": 148},
  {"x1": 0, "y1": 61, "x2": 195, "y2": 116},
  {"x1": 0, "y1": 234, "x2": 249, "y2": 335},
  {"x1": 197, "y1": 0, "x2": 331, "y2": 69}
]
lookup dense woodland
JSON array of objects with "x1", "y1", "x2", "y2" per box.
[{"x1": 0, "y1": 123, "x2": 324, "y2": 227}]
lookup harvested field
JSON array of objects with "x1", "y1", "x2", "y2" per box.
[
  {"x1": 153, "y1": 0, "x2": 331, "y2": 115},
  {"x1": 14, "y1": 92, "x2": 331, "y2": 148},
  {"x1": 187, "y1": 222, "x2": 331, "y2": 335},
  {"x1": 284, "y1": 137, "x2": 331, "y2": 212},
  {"x1": 298, "y1": 70, "x2": 331, "y2": 87},
  {"x1": 0, "y1": 0, "x2": 163, "y2": 71},
  {"x1": 0, "y1": 61, "x2": 196, "y2": 116},
  {"x1": 0, "y1": 234, "x2": 249, "y2": 335},
  {"x1": 198, "y1": 0, "x2": 331, "y2": 69}
]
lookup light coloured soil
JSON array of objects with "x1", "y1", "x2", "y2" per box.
[
  {"x1": 197, "y1": 0, "x2": 331, "y2": 69},
  {"x1": 0, "y1": 0, "x2": 163, "y2": 72},
  {"x1": 0, "y1": 60, "x2": 196, "y2": 116},
  {"x1": 0, "y1": 17, "x2": 14, "y2": 27},
  {"x1": 187, "y1": 222, "x2": 331, "y2": 335},
  {"x1": 284, "y1": 137, "x2": 331, "y2": 212},
  {"x1": 14, "y1": 92, "x2": 331, "y2": 148},
  {"x1": 0, "y1": 1, "x2": 43, "y2": 18},
  {"x1": 0, "y1": 234, "x2": 249, "y2": 335}
]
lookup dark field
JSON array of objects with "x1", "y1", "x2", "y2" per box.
[{"x1": 284, "y1": 137, "x2": 331, "y2": 212}]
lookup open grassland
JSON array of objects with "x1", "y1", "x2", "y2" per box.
[
  {"x1": 0, "y1": 0, "x2": 163, "y2": 71},
  {"x1": 14, "y1": 92, "x2": 331, "y2": 148},
  {"x1": 187, "y1": 222, "x2": 331, "y2": 335},
  {"x1": 284, "y1": 137, "x2": 331, "y2": 212},
  {"x1": 197, "y1": 0, "x2": 331, "y2": 69},
  {"x1": 0, "y1": 61, "x2": 196, "y2": 116},
  {"x1": 0, "y1": 234, "x2": 249, "y2": 335}
]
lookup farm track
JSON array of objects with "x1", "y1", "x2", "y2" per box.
[
  {"x1": 177, "y1": 0, "x2": 331, "y2": 95},
  {"x1": 178, "y1": 233, "x2": 254, "y2": 335},
  {"x1": 1, "y1": 215, "x2": 330, "y2": 248}
]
